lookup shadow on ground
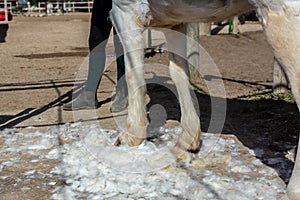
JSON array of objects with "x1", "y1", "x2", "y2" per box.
[
  {"x1": 146, "y1": 80, "x2": 299, "y2": 185},
  {"x1": 0, "y1": 71, "x2": 298, "y2": 186}
]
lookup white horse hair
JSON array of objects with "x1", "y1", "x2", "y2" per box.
[{"x1": 110, "y1": 1, "x2": 300, "y2": 199}]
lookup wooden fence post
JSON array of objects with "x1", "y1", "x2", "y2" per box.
[
  {"x1": 273, "y1": 58, "x2": 289, "y2": 93},
  {"x1": 186, "y1": 23, "x2": 200, "y2": 80}
]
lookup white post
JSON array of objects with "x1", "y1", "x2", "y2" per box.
[
  {"x1": 27, "y1": 2, "x2": 30, "y2": 13},
  {"x1": 8, "y1": 2, "x2": 11, "y2": 13},
  {"x1": 232, "y1": 16, "x2": 240, "y2": 34},
  {"x1": 4, "y1": 0, "x2": 8, "y2": 23}
]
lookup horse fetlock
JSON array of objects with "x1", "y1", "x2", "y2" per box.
[
  {"x1": 176, "y1": 127, "x2": 201, "y2": 152},
  {"x1": 114, "y1": 122, "x2": 147, "y2": 147}
]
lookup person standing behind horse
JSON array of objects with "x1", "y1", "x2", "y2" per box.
[{"x1": 63, "y1": 0, "x2": 127, "y2": 112}]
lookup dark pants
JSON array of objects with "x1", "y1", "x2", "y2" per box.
[
  {"x1": 86, "y1": 0, "x2": 125, "y2": 92},
  {"x1": 0, "y1": 24, "x2": 8, "y2": 43}
]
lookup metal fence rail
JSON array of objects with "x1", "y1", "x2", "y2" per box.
[{"x1": 37, "y1": 1, "x2": 93, "y2": 13}]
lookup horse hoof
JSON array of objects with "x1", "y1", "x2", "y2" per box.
[
  {"x1": 176, "y1": 130, "x2": 201, "y2": 153},
  {"x1": 175, "y1": 139, "x2": 200, "y2": 153},
  {"x1": 113, "y1": 133, "x2": 145, "y2": 147}
]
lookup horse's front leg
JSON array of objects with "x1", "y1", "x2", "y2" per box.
[{"x1": 111, "y1": 0, "x2": 148, "y2": 146}]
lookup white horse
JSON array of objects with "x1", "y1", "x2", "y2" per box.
[{"x1": 110, "y1": 1, "x2": 300, "y2": 199}]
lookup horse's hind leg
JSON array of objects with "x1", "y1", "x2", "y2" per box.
[
  {"x1": 253, "y1": 1, "x2": 300, "y2": 199},
  {"x1": 164, "y1": 24, "x2": 201, "y2": 151}
]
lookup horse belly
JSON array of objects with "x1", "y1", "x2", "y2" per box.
[{"x1": 147, "y1": 0, "x2": 252, "y2": 27}]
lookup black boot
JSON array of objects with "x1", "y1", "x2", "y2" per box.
[
  {"x1": 63, "y1": 89, "x2": 98, "y2": 111},
  {"x1": 110, "y1": 83, "x2": 128, "y2": 113}
]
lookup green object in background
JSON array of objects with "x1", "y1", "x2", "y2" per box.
[
  {"x1": 228, "y1": 18, "x2": 240, "y2": 34},
  {"x1": 228, "y1": 18, "x2": 234, "y2": 33}
]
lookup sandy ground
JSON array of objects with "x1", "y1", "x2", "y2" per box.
[
  {"x1": 0, "y1": 14, "x2": 277, "y2": 129},
  {"x1": 0, "y1": 13, "x2": 299, "y2": 199}
]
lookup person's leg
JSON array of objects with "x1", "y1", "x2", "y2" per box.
[
  {"x1": 84, "y1": 28, "x2": 111, "y2": 93},
  {"x1": 0, "y1": 24, "x2": 8, "y2": 43},
  {"x1": 85, "y1": 0, "x2": 112, "y2": 92},
  {"x1": 63, "y1": 0, "x2": 112, "y2": 110},
  {"x1": 110, "y1": 28, "x2": 128, "y2": 112}
]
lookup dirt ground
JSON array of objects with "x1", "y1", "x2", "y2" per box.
[{"x1": 1, "y1": 13, "x2": 299, "y2": 199}]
